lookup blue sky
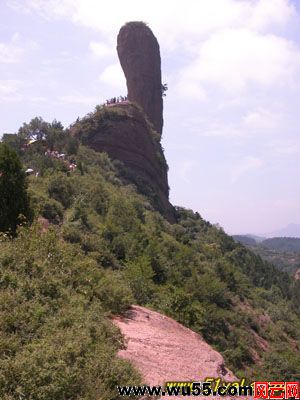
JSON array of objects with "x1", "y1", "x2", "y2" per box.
[{"x1": 1, "y1": 0, "x2": 300, "y2": 235}]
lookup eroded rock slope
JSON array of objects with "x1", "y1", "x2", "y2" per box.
[{"x1": 113, "y1": 305, "x2": 238, "y2": 397}]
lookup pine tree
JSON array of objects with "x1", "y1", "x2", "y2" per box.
[{"x1": 0, "y1": 143, "x2": 32, "y2": 234}]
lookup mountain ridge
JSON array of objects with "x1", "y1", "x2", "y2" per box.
[{"x1": 235, "y1": 223, "x2": 300, "y2": 240}]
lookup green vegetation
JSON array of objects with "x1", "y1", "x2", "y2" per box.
[
  {"x1": 232, "y1": 235, "x2": 257, "y2": 246},
  {"x1": 124, "y1": 21, "x2": 149, "y2": 28},
  {"x1": 0, "y1": 143, "x2": 32, "y2": 235},
  {"x1": 0, "y1": 115, "x2": 300, "y2": 398},
  {"x1": 0, "y1": 225, "x2": 140, "y2": 400},
  {"x1": 73, "y1": 101, "x2": 162, "y2": 146},
  {"x1": 252, "y1": 246, "x2": 300, "y2": 276},
  {"x1": 233, "y1": 235, "x2": 300, "y2": 275},
  {"x1": 262, "y1": 237, "x2": 300, "y2": 252}
]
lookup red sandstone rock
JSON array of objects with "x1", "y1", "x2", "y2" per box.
[
  {"x1": 117, "y1": 22, "x2": 163, "y2": 136},
  {"x1": 113, "y1": 305, "x2": 249, "y2": 399},
  {"x1": 72, "y1": 22, "x2": 175, "y2": 221},
  {"x1": 71, "y1": 103, "x2": 175, "y2": 222}
]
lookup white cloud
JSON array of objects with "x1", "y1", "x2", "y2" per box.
[
  {"x1": 0, "y1": 80, "x2": 23, "y2": 101},
  {"x1": 12, "y1": 0, "x2": 300, "y2": 98},
  {"x1": 98, "y1": 63, "x2": 126, "y2": 89},
  {"x1": 0, "y1": 31, "x2": 39, "y2": 65},
  {"x1": 248, "y1": 0, "x2": 296, "y2": 30},
  {"x1": 0, "y1": 33, "x2": 24, "y2": 63},
  {"x1": 177, "y1": 28, "x2": 300, "y2": 96},
  {"x1": 268, "y1": 140, "x2": 300, "y2": 156},
  {"x1": 13, "y1": 0, "x2": 295, "y2": 36},
  {"x1": 89, "y1": 41, "x2": 114, "y2": 58},
  {"x1": 242, "y1": 109, "x2": 282, "y2": 131},
  {"x1": 0, "y1": 79, "x2": 20, "y2": 95},
  {"x1": 9, "y1": 0, "x2": 76, "y2": 19},
  {"x1": 180, "y1": 106, "x2": 284, "y2": 138},
  {"x1": 231, "y1": 156, "x2": 263, "y2": 183},
  {"x1": 0, "y1": 80, "x2": 48, "y2": 103}
]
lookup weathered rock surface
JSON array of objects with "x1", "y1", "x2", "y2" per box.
[
  {"x1": 71, "y1": 103, "x2": 175, "y2": 222},
  {"x1": 117, "y1": 22, "x2": 163, "y2": 136},
  {"x1": 113, "y1": 305, "x2": 242, "y2": 399}
]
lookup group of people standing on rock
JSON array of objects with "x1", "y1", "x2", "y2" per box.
[{"x1": 105, "y1": 95, "x2": 128, "y2": 106}]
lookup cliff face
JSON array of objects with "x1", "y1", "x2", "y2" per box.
[
  {"x1": 117, "y1": 22, "x2": 163, "y2": 136},
  {"x1": 72, "y1": 103, "x2": 175, "y2": 222}
]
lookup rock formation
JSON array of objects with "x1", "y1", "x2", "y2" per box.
[
  {"x1": 117, "y1": 22, "x2": 163, "y2": 136},
  {"x1": 113, "y1": 305, "x2": 238, "y2": 395},
  {"x1": 72, "y1": 22, "x2": 175, "y2": 222}
]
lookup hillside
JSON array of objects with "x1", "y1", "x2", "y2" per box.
[
  {"x1": 233, "y1": 235, "x2": 300, "y2": 275},
  {"x1": 0, "y1": 21, "x2": 300, "y2": 399},
  {"x1": 262, "y1": 237, "x2": 300, "y2": 252},
  {"x1": 232, "y1": 235, "x2": 257, "y2": 246},
  {"x1": 0, "y1": 134, "x2": 299, "y2": 397}
]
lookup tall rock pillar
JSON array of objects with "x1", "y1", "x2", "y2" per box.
[{"x1": 117, "y1": 22, "x2": 163, "y2": 137}]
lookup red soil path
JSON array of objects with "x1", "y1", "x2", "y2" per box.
[{"x1": 113, "y1": 305, "x2": 248, "y2": 399}]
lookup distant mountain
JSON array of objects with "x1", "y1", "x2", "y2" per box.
[
  {"x1": 233, "y1": 235, "x2": 300, "y2": 252},
  {"x1": 246, "y1": 234, "x2": 266, "y2": 243},
  {"x1": 232, "y1": 235, "x2": 257, "y2": 246},
  {"x1": 267, "y1": 223, "x2": 300, "y2": 239},
  {"x1": 232, "y1": 234, "x2": 300, "y2": 275},
  {"x1": 232, "y1": 234, "x2": 265, "y2": 243},
  {"x1": 262, "y1": 237, "x2": 300, "y2": 252}
]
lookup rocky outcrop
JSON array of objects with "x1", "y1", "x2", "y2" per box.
[
  {"x1": 117, "y1": 22, "x2": 163, "y2": 136},
  {"x1": 113, "y1": 305, "x2": 238, "y2": 396},
  {"x1": 72, "y1": 22, "x2": 175, "y2": 222},
  {"x1": 71, "y1": 103, "x2": 175, "y2": 222}
]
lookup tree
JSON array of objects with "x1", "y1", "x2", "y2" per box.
[
  {"x1": 18, "y1": 116, "x2": 49, "y2": 141},
  {"x1": 1, "y1": 133, "x2": 24, "y2": 155},
  {"x1": 18, "y1": 117, "x2": 65, "y2": 150},
  {"x1": 0, "y1": 143, "x2": 32, "y2": 234}
]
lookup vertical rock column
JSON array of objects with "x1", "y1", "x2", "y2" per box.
[{"x1": 117, "y1": 22, "x2": 163, "y2": 137}]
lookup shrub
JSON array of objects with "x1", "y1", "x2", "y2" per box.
[
  {"x1": 124, "y1": 255, "x2": 155, "y2": 304},
  {"x1": 48, "y1": 174, "x2": 76, "y2": 208},
  {"x1": 41, "y1": 199, "x2": 64, "y2": 224},
  {"x1": 95, "y1": 271, "x2": 134, "y2": 314}
]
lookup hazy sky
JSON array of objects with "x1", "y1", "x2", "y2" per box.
[{"x1": 1, "y1": 0, "x2": 300, "y2": 234}]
